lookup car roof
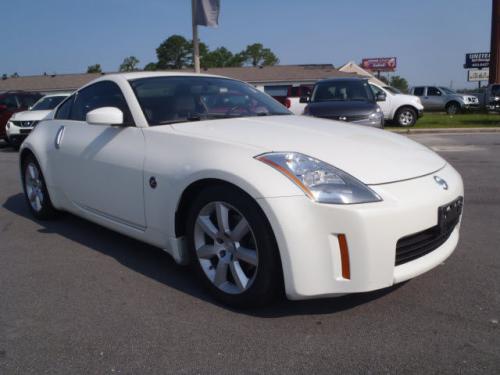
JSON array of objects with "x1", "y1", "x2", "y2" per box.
[
  {"x1": 315, "y1": 77, "x2": 369, "y2": 84},
  {"x1": 104, "y1": 71, "x2": 226, "y2": 81}
]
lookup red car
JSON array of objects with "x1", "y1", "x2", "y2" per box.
[{"x1": 0, "y1": 91, "x2": 42, "y2": 143}]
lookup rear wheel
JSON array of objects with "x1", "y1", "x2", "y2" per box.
[
  {"x1": 395, "y1": 107, "x2": 417, "y2": 127},
  {"x1": 186, "y1": 185, "x2": 282, "y2": 308},
  {"x1": 22, "y1": 155, "x2": 59, "y2": 220},
  {"x1": 446, "y1": 102, "x2": 460, "y2": 115}
]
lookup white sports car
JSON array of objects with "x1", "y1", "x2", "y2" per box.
[{"x1": 20, "y1": 72, "x2": 464, "y2": 307}]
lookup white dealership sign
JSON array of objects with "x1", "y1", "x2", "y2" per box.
[{"x1": 467, "y1": 69, "x2": 489, "y2": 82}]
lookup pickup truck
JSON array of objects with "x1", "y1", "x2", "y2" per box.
[
  {"x1": 410, "y1": 86, "x2": 479, "y2": 114},
  {"x1": 369, "y1": 83, "x2": 424, "y2": 127}
]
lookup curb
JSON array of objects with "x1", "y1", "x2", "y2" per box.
[{"x1": 388, "y1": 127, "x2": 500, "y2": 135}]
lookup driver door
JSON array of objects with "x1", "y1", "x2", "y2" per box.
[
  {"x1": 424, "y1": 87, "x2": 445, "y2": 110},
  {"x1": 51, "y1": 81, "x2": 146, "y2": 229},
  {"x1": 370, "y1": 84, "x2": 390, "y2": 118}
]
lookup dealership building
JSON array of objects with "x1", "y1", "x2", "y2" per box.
[{"x1": 0, "y1": 63, "x2": 383, "y2": 96}]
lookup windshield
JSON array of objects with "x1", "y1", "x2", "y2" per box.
[
  {"x1": 129, "y1": 76, "x2": 291, "y2": 125},
  {"x1": 31, "y1": 95, "x2": 67, "y2": 111},
  {"x1": 439, "y1": 87, "x2": 456, "y2": 95},
  {"x1": 311, "y1": 80, "x2": 374, "y2": 102},
  {"x1": 383, "y1": 86, "x2": 401, "y2": 94}
]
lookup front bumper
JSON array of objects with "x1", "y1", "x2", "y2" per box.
[
  {"x1": 352, "y1": 117, "x2": 384, "y2": 129},
  {"x1": 258, "y1": 163, "x2": 464, "y2": 300},
  {"x1": 462, "y1": 103, "x2": 481, "y2": 111},
  {"x1": 6, "y1": 121, "x2": 32, "y2": 145}
]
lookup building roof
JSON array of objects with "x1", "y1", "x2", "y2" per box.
[
  {"x1": 0, "y1": 65, "x2": 356, "y2": 93},
  {"x1": 338, "y1": 61, "x2": 387, "y2": 87}
]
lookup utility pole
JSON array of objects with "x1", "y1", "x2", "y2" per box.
[
  {"x1": 489, "y1": 0, "x2": 500, "y2": 84},
  {"x1": 191, "y1": 0, "x2": 200, "y2": 73}
]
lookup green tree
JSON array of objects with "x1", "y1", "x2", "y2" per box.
[
  {"x1": 201, "y1": 47, "x2": 245, "y2": 68},
  {"x1": 156, "y1": 35, "x2": 192, "y2": 69},
  {"x1": 241, "y1": 43, "x2": 279, "y2": 67},
  {"x1": 143, "y1": 62, "x2": 158, "y2": 71},
  {"x1": 389, "y1": 75, "x2": 409, "y2": 93},
  {"x1": 119, "y1": 56, "x2": 140, "y2": 72},
  {"x1": 87, "y1": 64, "x2": 102, "y2": 73}
]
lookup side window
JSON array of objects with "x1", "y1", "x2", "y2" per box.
[
  {"x1": 370, "y1": 84, "x2": 384, "y2": 96},
  {"x1": 20, "y1": 94, "x2": 41, "y2": 108},
  {"x1": 0, "y1": 95, "x2": 19, "y2": 109},
  {"x1": 427, "y1": 87, "x2": 441, "y2": 96},
  {"x1": 55, "y1": 95, "x2": 75, "y2": 120},
  {"x1": 70, "y1": 81, "x2": 133, "y2": 124},
  {"x1": 413, "y1": 87, "x2": 425, "y2": 96}
]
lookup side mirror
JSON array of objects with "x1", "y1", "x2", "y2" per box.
[
  {"x1": 376, "y1": 93, "x2": 387, "y2": 102},
  {"x1": 0, "y1": 104, "x2": 7, "y2": 112},
  {"x1": 299, "y1": 96, "x2": 310, "y2": 103},
  {"x1": 86, "y1": 107, "x2": 123, "y2": 126}
]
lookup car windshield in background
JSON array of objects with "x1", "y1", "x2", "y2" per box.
[
  {"x1": 31, "y1": 96, "x2": 67, "y2": 111},
  {"x1": 311, "y1": 80, "x2": 374, "y2": 102},
  {"x1": 383, "y1": 86, "x2": 402, "y2": 94},
  {"x1": 491, "y1": 85, "x2": 500, "y2": 97},
  {"x1": 129, "y1": 76, "x2": 291, "y2": 125},
  {"x1": 439, "y1": 87, "x2": 456, "y2": 95}
]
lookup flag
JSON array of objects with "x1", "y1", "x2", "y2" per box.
[{"x1": 194, "y1": 0, "x2": 220, "y2": 27}]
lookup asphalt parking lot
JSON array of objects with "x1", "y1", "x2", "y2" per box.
[{"x1": 0, "y1": 133, "x2": 499, "y2": 374}]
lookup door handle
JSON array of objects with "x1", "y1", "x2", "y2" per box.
[{"x1": 55, "y1": 126, "x2": 65, "y2": 149}]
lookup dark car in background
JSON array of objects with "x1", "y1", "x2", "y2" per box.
[
  {"x1": 302, "y1": 78, "x2": 385, "y2": 128},
  {"x1": 485, "y1": 83, "x2": 500, "y2": 113},
  {"x1": 0, "y1": 91, "x2": 42, "y2": 143}
]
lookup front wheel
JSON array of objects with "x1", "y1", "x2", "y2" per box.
[
  {"x1": 22, "y1": 155, "x2": 59, "y2": 220},
  {"x1": 446, "y1": 102, "x2": 460, "y2": 115},
  {"x1": 395, "y1": 107, "x2": 417, "y2": 127},
  {"x1": 186, "y1": 185, "x2": 282, "y2": 308}
]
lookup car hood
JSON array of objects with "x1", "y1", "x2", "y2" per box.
[
  {"x1": 10, "y1": 110, "x2": 52, "y2": 121},
  {"x1": 171, "y1": 115, "x2": 446, "y2": 185},
  {"x1": 306, "y1": 100, "x2": 376, "y2": 117},
  {"x1": 396, "y1": 93, "x2": 421, "y2": 102}
]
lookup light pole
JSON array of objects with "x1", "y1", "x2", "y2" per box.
[{"x1": 489, "y1": 0, "x2": 500, "y2": 84}]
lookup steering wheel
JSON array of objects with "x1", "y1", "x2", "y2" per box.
[{"x1": 225, "y1": 104, "x2": 251, "y2": 116}]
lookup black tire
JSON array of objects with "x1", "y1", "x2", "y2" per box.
[
  {"x1": 186, "y1": 184, "x2": 282, "y2": 308},
  {"x1": 395, "y1": 107, "x2": 417, "y2": 127},
  {"x1": 446, "y1": 102, "x2": 461, "y2": 115},
  {"x1": 21, "y1": 154, "x2": 59, "y2": 220}
]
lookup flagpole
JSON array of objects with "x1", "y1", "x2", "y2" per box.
[{"x1": 192, "y1": 0, "x2": 200, "y2": 73}]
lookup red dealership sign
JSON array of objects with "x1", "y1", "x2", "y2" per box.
[{"x1": 361, "y1": 57, "x2": 397, "y2": 72}]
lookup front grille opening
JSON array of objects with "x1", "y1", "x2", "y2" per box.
[{"x1": 395, "y1": 217, "x2": 459, "y2": 266}]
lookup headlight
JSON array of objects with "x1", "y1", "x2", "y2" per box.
[
  {"x1": 255, "y1": 152, "x2": 382, "y2": 204},
  {"x1": 6, "y1": 121, "x2": 11, "y2": 129},
  {"x1": 369, "y1": 108, "x2": 383, "y2": 121}
]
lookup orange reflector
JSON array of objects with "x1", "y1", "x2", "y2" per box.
[{"x1": 338, "y1": 234, "x2": 351, "y2": 280}]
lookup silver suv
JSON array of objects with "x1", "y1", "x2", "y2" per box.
[{"x1": 410, "y1": 86, "x2": 479, "y2": 115}]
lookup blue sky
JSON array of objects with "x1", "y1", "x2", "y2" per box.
[{"x1": 2, "y1": 0, "x2": 492, "y2": 88}]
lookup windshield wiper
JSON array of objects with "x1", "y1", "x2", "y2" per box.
[{"x1": 158, "y1": 114, "x2": 204, "y2": 125}]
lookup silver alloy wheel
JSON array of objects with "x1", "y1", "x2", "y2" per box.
[
  {"x1": 194, "y1": 201, "x2": 259, "y2": 294},
  {"x1": 447, "y1": 104, "x2": 459, "y2": 115},
  {"x1": 24, "y1": 162, "x2": 44, "y2": 212},
  {"x1": 399, "y1": 110, "x2": 414, "y2": 126}
]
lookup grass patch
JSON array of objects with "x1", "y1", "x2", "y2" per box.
[{"x1": 386, "y1": 113, "x2": 500, "y2": 129}]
